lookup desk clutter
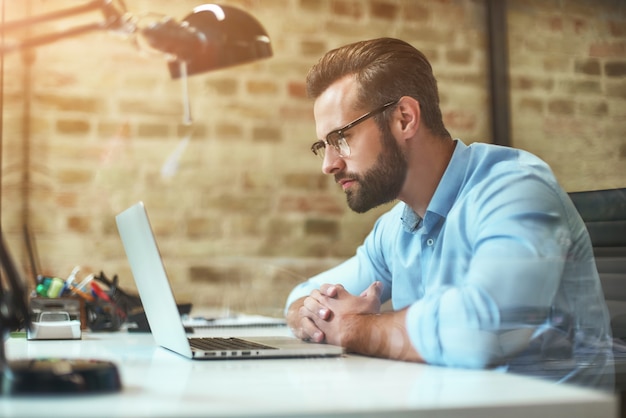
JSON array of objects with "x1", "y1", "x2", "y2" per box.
[{"x1": 30, "y1": 268, "x2": 142, "y2": 335}]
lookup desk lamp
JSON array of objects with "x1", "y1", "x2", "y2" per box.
[{"x1": 0, "y1": 0, "x2": 272, "y2": 395}]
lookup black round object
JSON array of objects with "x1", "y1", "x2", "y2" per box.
[{"x1": 1, "y1": 358, "x2": 122, "y2": 395}]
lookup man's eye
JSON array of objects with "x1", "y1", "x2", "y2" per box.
[
  {"x1": 338, "y1": 132, "x2": 352, "y2": 142},
  {"x1": 327, "y1": 133, "x2": 343, "y2": 146}
]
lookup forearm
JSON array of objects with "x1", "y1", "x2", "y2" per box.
[{"x1": 342, "y1": 309, "x2": 424, "y2": 362}]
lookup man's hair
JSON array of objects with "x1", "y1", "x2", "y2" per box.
[{"x1": 306, "y1": 37, "x2": 450, "y2": 138}]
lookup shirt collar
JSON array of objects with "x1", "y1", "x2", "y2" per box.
[{"x1": 401, "y1": 139, "x2": 469, "y2": 233}]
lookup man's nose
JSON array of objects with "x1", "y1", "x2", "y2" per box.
[{"x1": 321, "y1": 146, "x2": 344, "y2": 175}]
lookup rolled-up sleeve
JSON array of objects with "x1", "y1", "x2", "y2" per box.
[{"x1": 406, "y1": 176, "x2": 571, "y2": 368}]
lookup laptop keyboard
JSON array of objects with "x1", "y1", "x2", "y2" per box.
[{"x1": 189, "y1": 337, "x2": 277, "y2": 351}]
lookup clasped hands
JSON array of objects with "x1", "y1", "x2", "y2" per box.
[{"x1": 289, "y1": 281, "x2": 383, "y2": 348}]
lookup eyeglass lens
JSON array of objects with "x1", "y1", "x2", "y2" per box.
[{"x1": 311, "y1": 99, "x2": 399, "y2": 159}]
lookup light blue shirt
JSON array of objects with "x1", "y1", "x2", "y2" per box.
[{"x1": 286, "y1": 140, "x2": 613, "y2": 389}]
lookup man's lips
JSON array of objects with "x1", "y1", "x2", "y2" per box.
[{"x1": 337, "y1": 178, "x2": 356, "y2": 190}]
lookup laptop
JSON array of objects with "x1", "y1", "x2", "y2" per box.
[{"x1": 115, "y1": 201, "x2": 344, "y2": 360}]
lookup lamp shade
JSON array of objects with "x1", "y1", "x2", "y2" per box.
[{"x1": 165, "y1": 4, "x2": 272, "y2": 78}]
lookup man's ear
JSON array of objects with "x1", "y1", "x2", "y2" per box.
[{"x1": 392, "y1": 96, "x2": 421, "y2": 140}]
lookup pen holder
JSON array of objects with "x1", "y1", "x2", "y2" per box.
[{"x1": 85, "y1": 299, "x2": 125, "y2": 332}]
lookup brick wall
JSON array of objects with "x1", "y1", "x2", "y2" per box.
[{"x1": 1, "y1": 0, "x2": 624, "y2": 317}]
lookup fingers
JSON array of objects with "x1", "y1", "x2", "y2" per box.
[
  {"x1": 320, "y1": 283, "x2": 344, "y2": 298},
  {"x1": 286, "y1": 297, "x2": 325, "y2": 343},
  {"x1": 304, "y1": 290, "x2": 331, "y2": 319},
  {"x1": 360, "y1": 281, "x2": 383, "y2": 298},
  {"x1": 295, "y1": 307, "x2": 325, "y2": 343},
  {"x1": 287, "y1": 291, "x2": 332, "y2": 343}
]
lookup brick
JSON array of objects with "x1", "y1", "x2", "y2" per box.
[
  {"x1": 574, "y1": 59, "x2": 601, "y2": 76},
  {"x1": 67, "y1": 216, "x2": 90, "y2": 233},
  {"x1": 246, "y1": 80, "x2": 279, "y2": 95},
  {"x1": 208, "y1": 194, "x2": 272, "y2": 213},
  {"x1": 252, "y1": 126, "x2": 282, "y2": 142},
  {"x1": 189, "y1": 265, "x2": 240, "y2": 283},
  {"x1": 547, "y1": 16, "x2": 563, "y2": 32},
  {"x1": 35, "y1": 94, "x2": 101, "y2": 113},
  {"x1": 185, "y1": 217, "x2": 222, "y2": 239},
  {"x1": 56, "y1": 169, "x2": 93, "y2": 185},
  {"x1": 279, "y1": 104, "x2": 314, "y2": 120},
  {"x1": 56, "y1": 193, "x2": 79, "y2": 208},
  {"x1": 605, "y1": 61, "x2": 626, "y2": 77},
  {"x1": 371, "y1": 1, "x2": 399, "y2": 20},
  {"x1": 283, "y1": 173, "x2": 328, "y2": 190},
  {"x1": 118, "y1": 99, "x2": 181, "y2": 116},
  {"x1": 287, "y1": 81, "x2": 308, "y2": 99},
  {"x1": 56, "y1": 119, "x2": 90, "y2": 135},
  {"x1": 559, "y1": 79, "x2": 602, "y2": 95},
  {"x1": 102, "y1": 218, "x2": 118, "y2": 236},
  {"x1": 446, "y1": 49, "x2": 472, "y2": 65},
  {"x1": 579, "y1": 101, "x2": 609, "y2": 116},
  {"x1": 401, "y1": 27, "x2": 456, "y2": 45},
  {"x1": 137, "y1": 123, "x2": 170, "y2": 138},
  {"x1": 205, "y1": 78, "x2": 238, "y2": 95},
  {"x1": 511, "y1": 76, "x2": 555, "y2": 92},
  {"x1": 605, "y1": 81, "x2": 626, "y2": 99},
  {"x1": 332, "y1": 0, "x2": 365, "y2": 19},
  {"x1": 215, "y1": 123, "x2": 244, "y2": 140},
  {"x1": 404, "y1": 3, "x2": 430, "y2": 22},
  {"x1": 548, "y1": 99, "x2": 576, "y2": 115},
  {"x1": 300, "y1": 40, "x2": 328, "y2": 57},
  {"x1": 518, "y1": 98, "x2": 545, "y2": 114},
  {"x1": 543, "y1": 56, "x2": 571, "y2": 73},
  {"x1": 278, "y1": 194, "x2": 344, "y2": 215},
  {"x1": 176, "y1": 124, "x2": 206, "y2": 138},
  {"x1": 589, "y1": 41, "x2": 626, "y2": 58},
  {"x1": 609, "y1": 20, "x2": 626, "y2": 37},
  {"x1": 442, "y1": 110, "x2": 477, "y2": 132},
  {"x1": 305, "y1": 219, "x2": 339, "y2": 237},
  {"x1": 325, "y1": 24, "x2": 372, "y2": 38},
  {"x1": 229, "y1": 215, "x2": 264, "y2": 237},
  {"x1": 97, "y1": 121, "x2": 131, "y2": 138},
  {"x1": 299, "y1": 0, "x2": 325, "y2": 12},
  {"x1": 266, "y1": 218, "x2": 300, "y2": 241}
]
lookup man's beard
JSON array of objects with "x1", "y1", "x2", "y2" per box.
[{"x1": 338, "y1": 127, "x2": 408, "y2": 213}]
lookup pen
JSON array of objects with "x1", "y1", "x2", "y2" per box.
[
  {"x1": 75, "y1": 273, "x2": 94, "y2": 292},
  {"x1": 91, "y1": 281, "x2": 126, "y2": 319},
  {"x1": 60, "y1": 266, "x2": 81, "y2": 296},
  {"x1": 91, "y1": 281, "x2": 111, "y2": 302},
  {"x1": 66, "y1": 281, "x2": 95, "y2": 302}
]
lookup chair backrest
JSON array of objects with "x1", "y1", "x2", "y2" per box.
[{"x1": 569, "y1": 188, "x2": 626, "y2": 338}]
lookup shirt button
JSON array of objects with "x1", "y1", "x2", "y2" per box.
[{"x1": 426, "y1": 238, "x2": 434, "y2": 246}]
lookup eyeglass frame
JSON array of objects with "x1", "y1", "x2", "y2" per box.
[{"x1": 310, "y1": 99, "x2": 400, "y2": 159}]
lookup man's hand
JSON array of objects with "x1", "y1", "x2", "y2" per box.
[
  {"x1": 285, "y1": 281, "x2": 382, "y2": 343},
  {"x1": 318, "y1": 281, "x2": 383, "y2": 319},
  {"x1": 286, "y1": 295, "x2": 326, "y2": 343},
  {"x1": 308, "y1": 281, "x2": 383, "y2": 347},
  {"x1": 286, "y1": 282, "x2": 423, "y2": 362}
]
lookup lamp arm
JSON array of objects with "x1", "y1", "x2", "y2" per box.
[
  {"x1": 0, "y1": 0, "x2": 105, "y2": 32},
  {"x1": 0, "y1": 0, "x2": 130, "y2": 54},
  {"x1": 2, "y1": 23, "x2": 107, "y2": 54}
]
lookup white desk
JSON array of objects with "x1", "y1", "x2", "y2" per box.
[{"x1": 1, "y1": 326, "x2": 617, "y2": 418}]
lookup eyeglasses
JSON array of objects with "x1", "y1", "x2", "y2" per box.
[{"x1": 310, "y1": 99, "x2": 399, "y2": 159}]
